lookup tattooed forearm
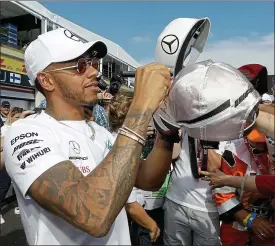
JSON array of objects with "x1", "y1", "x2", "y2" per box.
[
  {"x1": 123, "y1": 107, "x2": 153, "y2": 135},
  {"x1": 28, "y1": 106, "x2": 153, "y2": 237}
]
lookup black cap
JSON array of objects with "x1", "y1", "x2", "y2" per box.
[{"x1": 1, "y1": 101, "x2": 10, "y2": 107}]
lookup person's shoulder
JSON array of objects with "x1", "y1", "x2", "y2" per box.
[
  {"x1": 8, "y1": 113, "x2": 49, "y2": 132},
  {"x1": 4, "y1": 113, "x2": 55, "y2": 147}
]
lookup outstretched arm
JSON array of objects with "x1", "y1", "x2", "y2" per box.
[{"x1": 200, "y1": 169, "x2": 275, "y2": 195}]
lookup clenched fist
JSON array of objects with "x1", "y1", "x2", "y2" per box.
[{"x1": 132, "y1": 63, "x2": 171, "y2": 112}]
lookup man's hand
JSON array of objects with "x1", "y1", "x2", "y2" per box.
[
  {"x1": 149, "y1": 222, "x2": 160, "y2": 243},
  {"x1": 252, "y1": 217, "x2": 275, "y2": 240},
  {"x1": 133, "y1": 63, "x2": 171, "y2": 111}
]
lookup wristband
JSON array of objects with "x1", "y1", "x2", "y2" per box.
[
  {"x1": 247, "y1": 212, "x2": 257, "y2": 229},
  {"x1": 242, "y1": 213, "x2": 252, "y2": 227}
]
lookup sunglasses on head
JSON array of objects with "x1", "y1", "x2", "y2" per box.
[{"x1": 46, "y1": 57, "x2": 100, "y2": 74}]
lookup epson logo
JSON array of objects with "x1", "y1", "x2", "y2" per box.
[
  {"x1": 69, "y1": 156, "x2": 88, "y2": 160},
  {"x1": 11, "y1": 132, "x2": 39, "y2": 146}
]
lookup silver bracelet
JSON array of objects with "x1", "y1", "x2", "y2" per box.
[
  {"x1": 122, "y1": 125, "x2": 146, "y2": 142},
  {"x1": 118, "y1": 128, "x2": 146, "y2": 146}
]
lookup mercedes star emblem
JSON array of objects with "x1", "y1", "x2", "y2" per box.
[
  {"x1": 69, "y1": 141, "x2": 81, "y2": 154},
  {"x1": 161, "y1": 34, "x2": 180, "y2": 55}
]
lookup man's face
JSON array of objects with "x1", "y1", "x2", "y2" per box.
[
  {"x1": 1, "y1": 106, "x2": 10, "y2": 116},
  {"x1": 42, "y1": 55, "x2": 100, "y2": 106}
]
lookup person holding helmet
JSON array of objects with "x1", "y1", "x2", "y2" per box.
[
  {"x1": 210, "y1": 64, "x2": 275, "y2": 246},
  {"x1": 3, "y1": 28, "x2": 175, "y2": 245}
]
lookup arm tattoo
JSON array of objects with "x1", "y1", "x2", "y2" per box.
[
  {"x1": 123, "y1": 108, "x2": 153, "y2": 136},
  {"x1": 29, "y1": 107, "x2": 153, "y2": 236}
]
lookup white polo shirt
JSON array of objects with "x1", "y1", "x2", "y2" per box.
[{"x1": 3, "y1": 111, "x2": 131, "y2": 245}]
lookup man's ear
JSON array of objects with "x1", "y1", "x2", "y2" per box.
[{"x1": 36, "y1": 72, "x2": 55, "y2": 92}]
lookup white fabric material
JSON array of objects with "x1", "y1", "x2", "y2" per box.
[
  {"x1": 1, "y1": 124, "x2": 10, "y2": 137},
  {"x1": 218, "y1": 138, "x2": 258, "y2": 172},
  {"x1": 3, "y1": 111, "x2": 130, "y2": 245},
  {"x1": 142, "y1": 190, "x2": 165, "y2": 210},
  {"x1": 141, "y1": 171, "x2": 172, "y2": 210},
  {"x1": 127, "y1": 189, "x2": 137, "y2": 204},
  {"x1": 166, "y1": 130, "x2": 217, "y2": 212},
  {"x1": 262, "y1": 93, "x2": 274, "y2": 103},
  {"x1": 153, "y1": 60, "x2": 261, "y2": 141},
  {"x1": 24, "y1": 28, "x2": 107, "y2": 83}
]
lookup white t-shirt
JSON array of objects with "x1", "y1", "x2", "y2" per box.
[
  {"x1": 1, "y1": 124, "x2": 10, "y2": 137},
  {"x1": 166, "y1": 130, "x2": 217, "y2": 212},
  {"x1": 3, "y1": 111, "x2": 131, "y2": 245}
]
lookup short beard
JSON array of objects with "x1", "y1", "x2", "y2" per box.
[{"x1": 55, "y1": 75, "x2": 97, "y2": 105}]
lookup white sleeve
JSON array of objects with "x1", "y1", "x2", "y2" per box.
[
  {"x1": 3, "y1": 121, "x2": 68, "y2": 198},
  {"x1": 136, "y1": 189, "x2": 146, "y2": 206},
  {"x1": 126, "y1": 188, "x2": 137, "y2": 204}
]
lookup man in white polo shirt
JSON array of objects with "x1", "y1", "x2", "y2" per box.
[{"x1": 3, "y1": 28, "x2": 174, "y2": 245}]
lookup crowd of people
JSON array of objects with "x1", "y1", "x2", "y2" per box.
[{"x1": 0, "y1": 27, "x2": 274, "y2": 246}]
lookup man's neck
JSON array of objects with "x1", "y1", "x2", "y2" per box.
[{"x1": 45, "y1": 99, "x2": 85, "y2": 121}]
